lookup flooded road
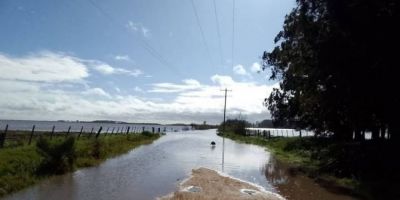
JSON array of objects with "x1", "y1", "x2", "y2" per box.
[{"x1": 3, "y1": 130, "x2": 358, "y2": 200}]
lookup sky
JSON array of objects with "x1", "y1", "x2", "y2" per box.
[{"x1": 0, "y1": 0, "x2": 295, "y2": 124}]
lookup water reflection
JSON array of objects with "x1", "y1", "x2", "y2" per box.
[
  {"x1": 264, "y1": 157, "x2": 358, "y2": 200},
  {"x1": 3, "y1": 130, "x2": 274, "y2": 200},
  {"x1": 3, "y1": 130, "x2": 358, "y2": 200}
]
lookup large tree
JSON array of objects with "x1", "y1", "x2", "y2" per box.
[{"x1": 263, "y1": 0, "x2": 399, "y2": 140}]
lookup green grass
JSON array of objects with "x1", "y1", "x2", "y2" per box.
[
  {"x1": 220, "y1": 132, "x2": 363, "y2": 197},
  {"x1": 0, "y1": 133, "x2": 160, "y2": 197},
  {"x1": 219, "y1": 132, "x2": 312, "y2": 165}
]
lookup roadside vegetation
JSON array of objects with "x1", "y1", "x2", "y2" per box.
[
  {"x1": 236, "y1": 0, "x2": 399, "y2": 199},
  {"x1": 219, "y1": 120, "x2": 399, "y2": 199},
  {"x1": 0, "y1": 132, "x2": 160, "y2": 197}
]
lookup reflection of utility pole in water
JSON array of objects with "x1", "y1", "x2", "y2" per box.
[{"x1": 221, "y1": 88, "x2": 231, "y2": 172}]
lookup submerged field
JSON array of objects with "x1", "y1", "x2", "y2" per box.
[{"x1": 0, "y1": 132, "x2": 160, "y2": 197}]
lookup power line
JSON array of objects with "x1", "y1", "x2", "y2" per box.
[
  {"x1": 190, "y1": 0, "x2": 214, "y2": 67},
  {"x1": 87, "y1": 0, "x2": 183, "y2": 77},
  {"x1": 212, "y1": 0, "x2": 223, "y2": 65}
]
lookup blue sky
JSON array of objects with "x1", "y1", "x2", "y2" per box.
[{"x1": 0, "y1": 0, "x2": 295, "y2": 124}]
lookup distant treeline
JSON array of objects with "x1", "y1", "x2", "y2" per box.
[
  {"x1": 190, "y1": 123, "x2": 218, "y2": 130},
  {"x1": 254, "y1": 119, "x2": 295, "y2": 129}
]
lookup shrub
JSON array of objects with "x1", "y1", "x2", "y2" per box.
[
  {"x1": 36, "y1": 137, "x2": 76, "y2": 175},
  {"x1": 141, "y1": 131, "x2": 154, "y2": 137}
]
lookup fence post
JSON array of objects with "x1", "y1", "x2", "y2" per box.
[
  {"x1": 143, "y1": 126, "x2": 145, "y2": 132},
  {"x1": 111, "y1": 127, "x2": 115, "y2": 135},
  {"x1": 116, "y1": 127, "x2": 120, "y2": 134},
  {"x1": 286, "y1": 129, "x2": 289, "y2": 137},
  {"x1": 105, "y1": 127, "x2": 109, "y2": 136},
  {"x1": 50, "y1": 125, "x2": 55, "y2": 140},
  {"x1": 0, "y1": 124, "x2": 8, "y2": 148},
  {"x1": 152, "y1": 127, "x2": 155, "y2": 133},
  {"x1": 78, "y1": 126, "x2": 84, "y2": 139},
  {"x1": 28, "y1": 125, "x2": 35, "y2": 145},
  {"x1": 66, "y1": 126, "x2": 71, "y2": 138},
  {"x1": 126, "y1": 126, "x2": 130, "y2": 134},
  {"x1": 89, "y1": 127, "x2": 94, "y2": 138},
  {"x1": 95, "y1": 126, "x2": 103, "y2": 138}
]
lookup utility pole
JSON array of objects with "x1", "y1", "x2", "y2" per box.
[{"x1": 221, "y1": 88, "x2": 231, "y2": 172}]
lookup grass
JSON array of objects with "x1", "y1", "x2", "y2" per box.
[
  {"x1": 219, "y1": 132, "x2": 367, "y2": 198},
  {"x1": 0, "y1": 133, "x2": 160, "y2": 197},
  {"x1": 219, "y1": 132, "x2": 311, "y2": 165}
]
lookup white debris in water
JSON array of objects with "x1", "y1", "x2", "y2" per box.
[{"x1": 182, "y1": 185, "x2": 202, "y2": 193}]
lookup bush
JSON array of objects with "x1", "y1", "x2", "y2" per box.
[
  {"x1": 36, "y1": 137, "x2": 76, "y2": 175},
  {"x1": 141, "y1": 131, "x2": 154, "y2": 137},
  {"x1": 218, "y1": 119, "x2": 248, "y2": 135}
]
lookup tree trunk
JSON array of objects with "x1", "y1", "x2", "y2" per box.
[{"x1": 380, "y1": 126, "x2": 386, "y2": 139}]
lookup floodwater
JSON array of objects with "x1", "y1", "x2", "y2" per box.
[
  {"x1": 2, "y1": 129, "x2": 358, "y2": 200},
  {"x1": 0, "y1": 120, "x2": 188, "y2": 133},
  {"x1": 265, "y1": 157, "x2": 358, "y2": 200}
]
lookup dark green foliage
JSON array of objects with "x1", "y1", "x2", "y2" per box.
[
  {"x1": 91, "y1": 140, "x2": 102, "y2": 159},
  {"x1": 141, "y1": 131, "x2": 154, "y2": 137},
  {"x1": 218, "y1": 119, "x2": 249, "y2": 135},
  {"x1": 263, "y1": 0, "x2": 400, "y2": 140},
  {"x1": 190, "y1": 123, "x2": 218, "y2": 130},
  {"x1": 36, "y1": 137, "x2": 76, "y2": 175}
]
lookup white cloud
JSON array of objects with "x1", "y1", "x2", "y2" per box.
[
  {"x1": 93, "y1": 64, "x2": 143, "y2": 77},
  {"x1": 126, "y1": 21, "x2": 138, "y2": 31},
  {"x1": 0, "y1": 51, "x2": 88, "y2": 83},
  {"x1": 233, "y1": 64, "x2": 248, "y2": 76},
  {"x1": 93, "y1": 64, "x2": 114, "y2": 74},
  {"x1": 211, "y1": 74, "x2": 235, "y2": 86},
  {"x1": 0, "y1": 51, "x2": 277, "y2": 124},
  {"x1": 149, "y1": 79, "x2": 202, "y2": 93},
  {"x1": 126, "y1": 21, "x2": 151, "y2": 38},
  {"x1": 83, "y1": 88, "x2": 110, "y2": 98},
  {"x1": 141, "y1": 27, "x2": 150, "y2": 38},
  {"x1": 250, "y1": 62, "x2": 262, "y2": 73},
  {"x1": 114, "y1": 55, "x2": 131, "y2": 61},
  {"x1": 134, "y1": 86, "x2": 143, "y2": 92}
]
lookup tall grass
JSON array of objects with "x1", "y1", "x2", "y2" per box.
[{"x1": 0, "y1": 133, "x2": 160, "y2": 197}]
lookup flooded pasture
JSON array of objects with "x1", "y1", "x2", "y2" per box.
[{"x1": 3, "y1": 129, "x2": 358, "y2": 200}]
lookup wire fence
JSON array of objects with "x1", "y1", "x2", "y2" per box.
[{"x1": 0, "y1": 124, "x2": 168, "y2": 149}]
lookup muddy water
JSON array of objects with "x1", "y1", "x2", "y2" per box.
[
  {"x1": 265, "y1": 157, "x2": 358, "y2": 200},
  {"x1": 3, "y1": 130, "x2": 358, "y2": 200}
]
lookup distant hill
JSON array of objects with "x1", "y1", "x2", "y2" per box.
[
  {"x1": 90, "y1": 120, "x2": 160, "y2": 125},
  {"x1": 90, "y1": 120, "x2": 128, "y2": 124}
]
